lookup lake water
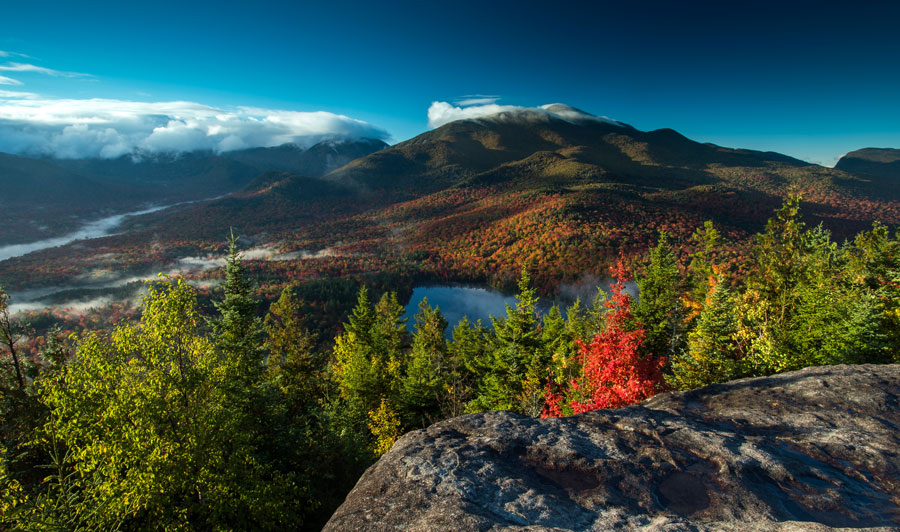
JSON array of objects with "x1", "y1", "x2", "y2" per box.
[
  {"x1": 402, "y1": 280, "x2": 639, "y2": 335},
  {"x1": 402, "y1": 285, "x2": 520, "y2": 332}
]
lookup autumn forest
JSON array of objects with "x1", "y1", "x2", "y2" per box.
[{"x1": 2, "y1": 111, "x2": 900, "y2": 530}]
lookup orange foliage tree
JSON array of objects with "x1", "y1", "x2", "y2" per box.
[{"x1": 544, "y1": 261, "x2": 667, "y2": 417}]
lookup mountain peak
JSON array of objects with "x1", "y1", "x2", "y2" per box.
[
  {"x1": 427, "y1": 101, "x2": 629, "y2": 129},
  {"x1": 538, "y1": 103, "x2": 627, "y2": 127},
  {"x1": 835, "y1": 147, "x2": 900, "y2": 181}
]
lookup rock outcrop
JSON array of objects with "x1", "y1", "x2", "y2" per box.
[{"x1": 324, "y1": 365, "x2": 900, "y2": 531}]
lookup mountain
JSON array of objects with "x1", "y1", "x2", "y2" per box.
[
  {"x1": 176, "y1": 106, "x2": 894, "y2": 290},
  {"x1": 0, "y1": 152, "x2": 140, "y2": 244},
  {"x1": 0, "y1": 138, "x2": 387, "y2": 246},
  {"x1": 0, "y1": 152, "x2": 118, "y2": 205},
  {"x1": 323, "y1": 365, "x2": 900, "y2": 531},
  {"x1": 835, "y1": 148, "x2": 900, "y2": 187},
  {"x1": 54, "y1": 137, "x2": 388, "y2": 198},
  {"x1": 323, "y1": 105, "x2": 814, "y2": 198},
  {"x1": 56, "y1": 151, "x2": 261, "y2": 198},
  {"x1": 3, "y1": 105, "x2": 898, "y2": 296},
  {"x1": 225, "y1": 138, "x2": 388, "y2": 177}
]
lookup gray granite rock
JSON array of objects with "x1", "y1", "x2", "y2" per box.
[{"x1": 324, "y1": 364, "x2": 900, "y2": 531}]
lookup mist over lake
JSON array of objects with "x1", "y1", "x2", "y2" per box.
[
  {"x1": 402, "y1": 280, "x2": 640, "y2": 335},
  {"x1": 402, "y1": 286, "x2": 520, "y2": 332}
]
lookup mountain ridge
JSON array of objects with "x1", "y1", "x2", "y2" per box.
[
  {"x1": 0, "y1": 138, "x2": 387, "y2": 246},
  {"x1": 2, "y1": 110, "x2": 899, "y2": 299},
  {"x1": 835, "y1": 148, "x2": 900, "y2": 191}
]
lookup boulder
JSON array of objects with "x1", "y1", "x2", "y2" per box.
[{"x1": 324, "y1": 364, "x2": 900, "y2": 531}]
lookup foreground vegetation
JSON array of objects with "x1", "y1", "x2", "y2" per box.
[{"x1": 2, "y1": 197, "x2": 898, "y2": 530}]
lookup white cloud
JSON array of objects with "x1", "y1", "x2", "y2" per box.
[
  {"x1": 0, "y1": 96, "x2": 391, "y2": 158},
  {"x1": 0, "y1": 89, "x2": 38, "y2": 99},
  {"x1": 456, "y1": 98, "x2": 499, "y2": 106},
  {"x1": 0, "y1": 62, "x2": 91, "y2": 78},
  {"x1": 428, "y1": 101, "x2": 525, "y2": 128},
  {"x1": 0, "y1": 50, "x2": 29, "y2": 58},
  {"x1": 454, "y1": 95, "x2": 500, "y2": 106},
  {"x1": 427, "y1": 101, "x2": 626, "y2": 129},
  {"x1": 0, "y1": 75, "x2": 22, "y2": 85}
]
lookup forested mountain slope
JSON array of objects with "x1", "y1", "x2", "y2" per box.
[{"x1": 0, "y1": 138, "x2": 387, "y2": 246}]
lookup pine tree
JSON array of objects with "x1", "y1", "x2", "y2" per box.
[
  {"x1": 443, "y1": 317, "x2": 486, "y2": 418},
  {"x1": 469, "y1": 265, "x2": 543, "y2": 413},
  {"x1": 540, "y1": 305, "x2": 581, "y2": 415},
  {"x1": 686, "y1": 221, "x2": 724, "y2": 321},
  {"x1": 345, "y1": 286, "x2": 375, "y2": 345},
  {"x1": 634, "y1": 231, "x2": 684, "y2": 359},
  {"x1": 209, "y1": 231, "x2": 265, "y2": 377},
  {"x1": 737, "y1": 198, "x2": 888, "y2": 373},
  {"x1": 264, "y1": 286, "x2": 321, "y2": 409},
  {"x1": 332, "y1": 287, "x2": 409, "y2": 454},
  {"x1": 669, "y1": 273, "x2": 742, "y2": 390},
  {"x1": 400, "y1": 298, "x2": 447, "y2": 427}
]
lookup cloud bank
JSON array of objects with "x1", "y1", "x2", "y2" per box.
[
  {"x1": 0, "y1": 96, "x2": 391, "y2": 159},
  {"x1": 427, "y1": 101, "x2": 625, "y2": 129}
]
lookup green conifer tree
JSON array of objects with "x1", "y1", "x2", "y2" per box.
[
  {"x1": 634, "y1": 231, "x2": 684, "y2": 358},
  {"x1": 209, "y1": 231, "x2": 265, "y2": 377},
  {"x1": 670, "y1": 274, "x2": 742, "y2": 390},
  {"x1": 400, "y1": 298, "x2": 447, "y2": 427},
  {"x1": 443, "y1": 317, "x2": 486, "y2": 418},
  {"x1": 469, "y1": 265, "x2": 543, "y2": 413},
  {"x1": 264, "y1": 286, "x2": 321, "y2": 409}
]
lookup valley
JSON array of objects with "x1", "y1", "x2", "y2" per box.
[
  {"x1": 3, "y1": 106, "x2": 900, "y2": 531},
  {"x1": 4, "y1": 5, "x2": 900, "y2": 530},
  {"x1": 2, "y1": 106, "x2": 897, "y2": 329}
]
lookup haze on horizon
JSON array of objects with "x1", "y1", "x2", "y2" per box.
[{"x1": 1, "y1": 1, "x2": 898, "y2": 166}]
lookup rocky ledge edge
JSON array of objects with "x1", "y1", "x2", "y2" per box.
[{"x1": 324, "y1": 364, "x2": 900, "y2": 531}]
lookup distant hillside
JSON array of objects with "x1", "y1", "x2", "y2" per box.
[
  {"x1": 226, "y1": 138, "x2": 388, "y2": 177},
  {"x1": 835, "y1": 148, "x2": 900, "y2": 189},
  {"x1": 0, "y1": 138, "x2": 386, "y2": 246},
  {"x1": 56, "y1": 151, "x2": 261, "y2": 198},
  {"x1": 323, "y1": 105, "x2": 815, "y2": 198},
  {"x1": 0, "y1": 152, "x2": 117, "y2": 205},
  {"x1": 0, "y1": 153, "x2": 142, "y2": 244},
  {"x1": 3, "y1": 106, "x2": 899, "y2": 296}
]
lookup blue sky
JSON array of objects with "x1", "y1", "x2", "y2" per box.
[{"x1": 1, "y1": 0, "x2": 898, "y2": 165}]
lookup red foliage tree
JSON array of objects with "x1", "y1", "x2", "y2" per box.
[{"x1": 544, "y1": 260, "x2": 667, "y2": 417}]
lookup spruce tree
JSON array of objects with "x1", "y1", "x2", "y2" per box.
[
  {"x1": 209, "y1": 231, "x2": 265, "y2": 377},
  {"x1": 670, "y1": 274, "x2": 742, "y2": 390},
  {"x1": 443, "y1": 317, "x2": 486, "y2": 418},
  {"x1": 264, "y1": 286, "x2": 320, "y2": 409},
  {"x1": 634, "y1": 231, "x2": 684, "y2": 359},
  {"x1": 686, "y1": 221, "x2": 724, "y2": 320},
  {"x1": 469, "y1": 265, "x2": 543, "y2": 413},
  {"x1": 400, "y1": 298, "x2": 447, "y2": 427}
]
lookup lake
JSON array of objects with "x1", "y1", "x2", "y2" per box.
[
  {"x1": 402, "y1": 285, "x2": 520, "y2": 332},
  {"x1": 402, "y1": 280, "x2": 639, "y2": 335}
]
